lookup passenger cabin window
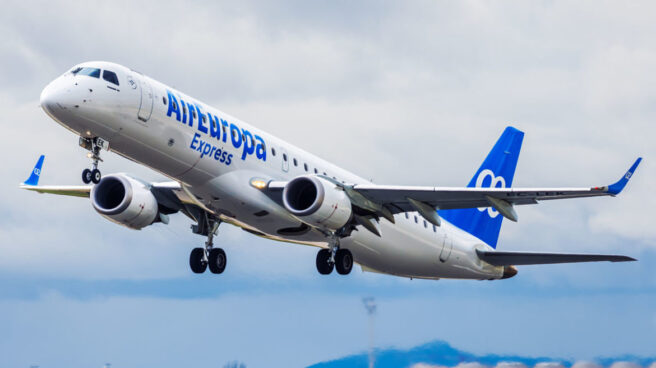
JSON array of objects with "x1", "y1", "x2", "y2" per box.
[
  {"x1": 304, "y1": 163, "x2": 308, "y2": 171},
  {"x1": 283, "y1": 153, "x2": 288, "y2": 161},
  {"x1": 433, "y1": 224, "x2": 436, "y2": 232},
  {"x1": 314, "y1": 168, "x2": 318, "y2": 174},
  {"x1": 423, "y1": 220, "x2": 427, "y2": 228},
  {"x1": 414, "y1": 216, "x2": 418, "y2": 223},
  {"x1": 293, "y1": 158, "x2": 298, "y2": 166},
  {"x1": 405, "y1": 213, "x2": 409, "y2": 219},
  {"x1": 271, "y1": 148, "x2": 276, "y2": 156},
  {"x1": 102, "y1": 70, "x2": 120, "y2": 86},
  {"x1": 73, "y1": 67, "x2": 100, "y2": 78},
  {"x1": 162, "y1": 96, "x2": 167, "y2": 105}
]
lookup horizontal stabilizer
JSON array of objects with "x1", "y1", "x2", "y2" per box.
[{"x1": 476, "y1": 249, "x2": 636, "y2": 266}]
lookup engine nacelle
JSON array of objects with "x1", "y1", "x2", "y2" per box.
[
  {"x1": 282, "y1": 175, "x2": 352, "y2": 231},
  {"x1": 91, "y1": 174, "x2": 159, "y2": 230}
]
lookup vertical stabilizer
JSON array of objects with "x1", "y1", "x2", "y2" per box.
[{"x1": 439, "y1": 127, "x2": 524, "y2": 248}]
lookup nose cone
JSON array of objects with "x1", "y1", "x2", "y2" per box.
[
  {"x1": 40, "y1": 76, "x2": 78, "y2": 120},
  {"x1": 39, "y1": 80, "x2": 59, "y2": 115}
]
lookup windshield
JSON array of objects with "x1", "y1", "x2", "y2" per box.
[{"x1": 72, "y1": 67, "x2": 100, "y2": 78}]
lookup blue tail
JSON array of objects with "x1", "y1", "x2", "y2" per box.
[
  {"x1": 439, "y1": 127, "x2": 524, "y2": 248},
  {"x1": 23, "y1": 155, "x2": 45, "y2": 186}
]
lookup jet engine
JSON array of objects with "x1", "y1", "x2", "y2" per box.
[
  {"x1": 282, "y1": 175, "x2": 352, "y2": 231},
  {"x1": 91, "y1": 174, "x2": 159, "y2": 230}
]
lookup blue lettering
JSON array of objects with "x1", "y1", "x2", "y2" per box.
[
  {"x1": 255, "y1": 135, "x2": 267, "y2": 161},
  {"x1": 230, "y1": 123, "x2": 242, "y2": 148},
  {"x1": 208, "y1": 113, "x2": 220, "y2": 139},
  {"x1": 166, "y1": 91, "x2": 181, "y2": 121},
  {"x1": 190, "y1": 133, "x2": 200, "y2": 150},
  {"x1": 168, "y1": 91, "x2": 268, "y2": 163},
  {"x1": 196, "y1": 105, "x2": 208, "y2": 134},
  {"x1": 186, "y1": 102, "x2": 195, "y2": 127},
  {"x1": 220, "y1": 119, "x2": 229, "y2": 143},
  {"x1": 180, "y1": 97, "x2": 187, "y2": 124},
  {"x1": 241, "y1": 129, "x2": 255, "y2": 160},
  {"x1": 201, "y1": 142, "x2": 211, "y2": 158}
]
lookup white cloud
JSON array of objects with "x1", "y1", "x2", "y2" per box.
[
  {"x1": 609, "y1": 363, "x2": 642, "y2": 368},
  {"x1": 572, "y1": 362, "x2": 603, "y2": 368},
  {"x1": 535, "y1": 363, "x2": 566, "y2": 368},
  {"x1": 495, "y1": 363, "x2": 528, "y2": 368}
]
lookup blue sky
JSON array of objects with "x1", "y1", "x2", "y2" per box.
[{"x1": 1, "y1": 1, "x2": 655, "y2": 367}]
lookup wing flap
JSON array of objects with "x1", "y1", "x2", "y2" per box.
[{"x1": 476, "y1": 249, "x2": 636, "y2": 266}]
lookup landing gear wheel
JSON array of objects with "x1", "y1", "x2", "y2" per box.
[
  {"x1": 189, "y1": 248, "x2": 207, "y2": 274},
  {"x1": 90, "y1": 169, "x2": 101, "y2": 184},
  {"x1": 335, "y1": 249, "x2": 353, "y2": 275},
  {"x1": 82, "y1": 169, "x2": 92, "y2": 184},
  {"x1": 208, "y1": 248, "x2": 227, "y2": 274},
  {"x1": 316, "y1": 249, "x2": 334, "y2": 275}
]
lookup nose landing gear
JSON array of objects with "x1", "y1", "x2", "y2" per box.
[{"x1": 80, "y1": 137, "x2": 104, "y2": 184}]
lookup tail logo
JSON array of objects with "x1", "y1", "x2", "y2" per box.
[
  {"x1": 33, "y1": 168, "x2": 41, "y2": 176},
  {"x1": 475, "y1": 169, "x2": 505, "y2": 218}
]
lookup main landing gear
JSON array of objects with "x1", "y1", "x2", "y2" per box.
[
  {"x1": 316, "y1": 235, "x2": 353, "y2": 275},
  {"x1": 80, "y1": 137, "x2": 103, "y2": 184},
  {"x1": 189, "y1": 218, "x2": 227, "y2": 275}
]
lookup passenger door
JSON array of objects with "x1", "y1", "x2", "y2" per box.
[
  {"x1": 439, "y1": 234, "x2": 453, "y2": 263},
  {"x1": 137, "y1": 77, "x2": 154, "y2": 122}
]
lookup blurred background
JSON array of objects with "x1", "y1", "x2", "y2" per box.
[{"x1": 0, "y1": 1, "x2": 654, "y2": 367}]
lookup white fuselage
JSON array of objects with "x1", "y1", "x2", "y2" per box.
[{"x1": 39, "y1": 61, "x2": 502, "y2": 280}]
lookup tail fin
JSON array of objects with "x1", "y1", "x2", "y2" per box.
[
  {"x1": 23, "y1": 155, "x2": 45, "y2": 186},
  {"x1": 439, "y1": 127, "x2": 524, "y2": 248}
]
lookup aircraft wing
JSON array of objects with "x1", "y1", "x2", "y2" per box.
[
  {"x1": 350, "y1": 158, "x2": 641, "y2": 223},
  {"x1": 476, "y1": 249, "x2": 636, "y2": 266},
  {"x1": 357, "y1": 157, "x2": 640, "y2": 209},
  {"x1": 266, "y1": 158, "x2": 641, "y2": 224},
  {"x1": 19, "y1": 183, "x2": 92, "y2": 198},
  {"x1": 18, "y1": 155, "x2": 193, "y2": 205}
]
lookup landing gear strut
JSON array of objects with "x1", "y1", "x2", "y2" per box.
[
  {"x1": 315, "y1": 234, "x2": 353, "y2": 275},
  {"x1": 189, "y1": 217, "x2": 226, "y2": 274},
  {"x1": 80, "y1": 137, "x2": 104, "y2": 184}
]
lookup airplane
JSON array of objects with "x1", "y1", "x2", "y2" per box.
[{"x1": 21, "y1": 61, "x2": 641, "y2": 280}]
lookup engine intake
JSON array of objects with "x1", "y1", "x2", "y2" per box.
[
  {"x1": 91, "y1": 174, "x2": 159, "y2": 230},
  {"x1": 282, "y1": 176, "x2": 352, "y2": 231}
]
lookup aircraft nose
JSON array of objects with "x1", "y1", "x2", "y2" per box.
[
  {"x1": 40, "y1": 76, "x2": 75, "y2": 117},
  {"x1": 39, "y1": 80, "x2": 58, "y2": 114}
]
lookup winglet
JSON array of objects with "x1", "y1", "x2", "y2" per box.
[
  {"x1": 606, "y1": 157, "x2": 642, "y2": 195},
  {"x1": 22, "y1": 155, "x2": 45, "y2": 186}
]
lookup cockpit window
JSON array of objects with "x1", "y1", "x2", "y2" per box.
[
  {"x1": 103, "y1": 70, "x2": 120, "y2": 86},
  {"x1": 73, "y1": 67, "x2": 101, "y2": 78}
]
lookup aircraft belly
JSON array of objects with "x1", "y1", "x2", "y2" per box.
[{"x1": 342, "y1": 221, "x2": 502, "y2": 280}]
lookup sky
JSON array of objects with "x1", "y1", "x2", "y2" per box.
[{"x1": 0, "y1": 1, "x2": 655, "y2": 367}]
